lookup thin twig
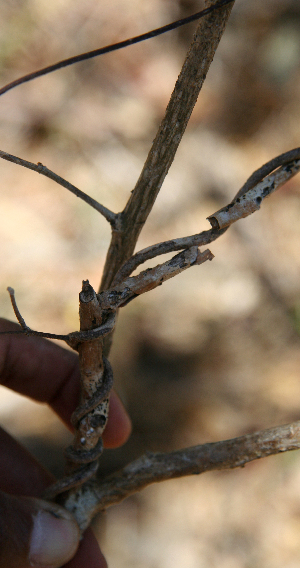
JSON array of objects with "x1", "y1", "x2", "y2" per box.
[
  {"x1": 2, "y1": 288, "x2": 116, "y2": 346},
  {"x1": 62, "y1": 420, "x2": 300, "y2": 533},
  {"x1": 112, "y1": 228, "x2": 225, "y2": 285},
  {"x1": 208, "y1": 159, "x2": 300, "y2": 230},
  {"x1": 0, "y1": 150, "x2": 116, "y2": 225},
  {"x1": 99, "y1": 247, "x2": 214, "y2": 310},
  {"x1": 7, "y1": 287, "x2": 28, "y2": 330},
  {"x1": 0, "y1": 0, "x2": 234, "y2": 98},
  {"x1": 113, "y1": 148, "x2": 300, "y2": 283},
  {"x1": 4, "y1": 248, "x2": 213, "y2": 343},
  {"x1": 234, "y1": 147, "x2": 300, "y2": 200}
]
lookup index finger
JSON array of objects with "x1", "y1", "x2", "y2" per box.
[{"x1": 0, "y1": 319, "x2": 131, "y2": 448}]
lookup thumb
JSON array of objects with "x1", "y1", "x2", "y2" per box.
[{"x1": 0, "y1": 489, "x2": 80, "y2": 568}]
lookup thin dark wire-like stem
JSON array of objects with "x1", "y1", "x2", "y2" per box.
[
  {"x1": 0, "y1": 0, "x2": 234, "y2": 97},
  {"x1": 0, "y1": 321, "x2": 116, "y2": 343},
  {"x1": 7, "y1": 287, "x2": 27, "y2": 330},
  {"x1": 0, "y1": 150, "x2": 116, "y2": 225},
  {"x1": 2, "y1": 288, "x2": 116, "y2": 344}
]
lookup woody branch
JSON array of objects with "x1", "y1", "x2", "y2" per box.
[
  {"x1": 62, "y1": 420, "x2": 300, "y2": 532},
  {"x1": 58, "y1": 148, "x2": 300, "y2": 532},
  {"x1": 1, "y1": 0, "x2": 300, "y2": 539},
  {"x1": 5, "y1": 146, "x2": 300, "y2": 532},
  {"x1": 99, "y1": 0, "x2": 235, "y2": 292}
]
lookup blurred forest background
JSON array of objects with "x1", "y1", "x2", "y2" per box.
[{"x1": 0, "y1": 0, "x2": 300, "y2": 566}]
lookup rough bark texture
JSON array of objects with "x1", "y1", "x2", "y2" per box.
[
  {"x1": 63, "y1": 420, "x2": 300, "y2": 532},
  {"x1": 100, "y1": 0, "x2": 235, "y2": 292}
]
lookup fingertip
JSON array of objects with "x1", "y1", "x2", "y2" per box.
[
  {"x1": 0, "y1": 492, "x2": 80, "y2": 568},
  {"x1": 103, "y1": 391, "x2": 131, "y2": 448},
  {"x1": 29, "y1": 502, "x2": 80, "y2": 567},
  {"x1": 64, "y1": 528, "x2": 107, "y2": 568}
]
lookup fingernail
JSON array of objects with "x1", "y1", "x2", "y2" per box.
[{"x1": 29, "y1": 504, "x2": 80, "y2": 567}]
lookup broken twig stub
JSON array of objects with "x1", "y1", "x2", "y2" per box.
[{"x1": 208, "y1": 159, "x2": 300, "y2": 230}]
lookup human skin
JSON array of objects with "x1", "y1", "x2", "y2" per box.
[{"x1": 0, "y1": 318, "x2": 132, "y2": 568}]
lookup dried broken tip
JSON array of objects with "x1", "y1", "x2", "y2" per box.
[
  {"x1": 207, "y1": 195, "x2": 260, "y2": 230},
  {"x1": 7, "y1": 286, "x2": 28, "y2": 330},
  {"x1": 80, "y1": 280, "x2": 98, "y2": 304},
  {"x1": 207, "y1": 216, "x2": 220, "y2": 230},
  {"x1": 195, "y1": 248, "x2": 214, "y2": 264}
]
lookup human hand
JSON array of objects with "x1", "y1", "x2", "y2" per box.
[{"x1": 0, "y1": 318, "x2": 131, "y2": 568}]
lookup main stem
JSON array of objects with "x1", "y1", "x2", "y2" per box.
[
  {"x1": 100, "y1": 0, "x2": 235, "y2": 292},
  {"x1": 74, "y1": 281, "x2": 106, "y2": 456}
]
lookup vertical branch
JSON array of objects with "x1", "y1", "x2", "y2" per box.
[
  {"x1": 73, "y1": 281, "x2": 107, "y2": 455},
  {"x1": 44, "y1": 281, "x2": 114, "y2": 500},
  {"x1": 100, "y1": 0, "x2": 235, "y2": 291}
]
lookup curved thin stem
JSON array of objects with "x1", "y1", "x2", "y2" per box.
[
  {"x1": 113, "y1": 148, "x2": 300, "y2": 284},
  {"x1": 99, "y1": 248, "x2": 214, "y2": 310},
  {"x1": 112, "y1": 228, "x2": 224, "y2": 285},
  {"x1": 209, "y1": 158, "x2": 300, "y2": 230},
  {"x1": 3, "y1": 287, "x2": 116, "y2": 347},
  {"x1": 0, "y1": 150, "x2": 116, "y2": 225},
  {"x1": 0, "y1": 0, "x2": 234, "y2": 97},
  {"x1": 234, "y1": 147, "x2": 300, "y2": 200}
]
